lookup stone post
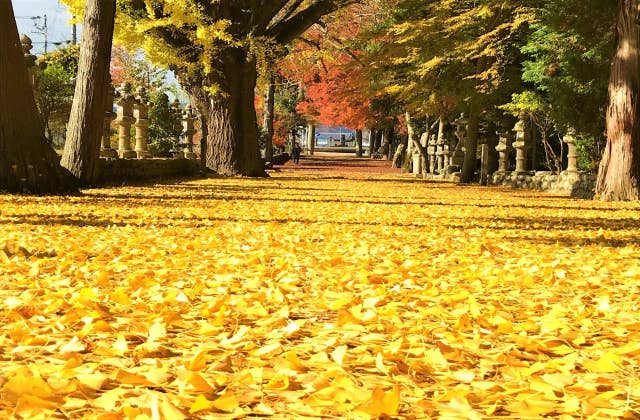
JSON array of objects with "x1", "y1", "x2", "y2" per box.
[
  {"x1": 451, "y1": 114, "x2": 467, "y2": 170},
  {"x1": 116, "y1": 82, "x2": 137, "y2": 159},
  {"x1": 436, "y1": 134, "x2": 445, "y2": 174},
  {"x1": 21, "y1": 35, "x2": 38, "y2": 89},
  {"x1": 182, "y1": 104, "x2": 198, "y2": 159},
  {"x1": 100, "y1": 78, "x2": 118, "y2": 158},
  {"x1": 564, "y1": 128, "x2": 579, "y2": 173},
  {"x1": 427, "y1": 134, "x2": 437, "y2": 173},
  {"x1": 512, "y1": 119, "x2": 528, "y2": 174},
  {"x1": 495, "y1": 130, "x2": 512, "y2": 173},
  {"x1": 134, "y1": 86, "x2": 152, "y2": 159},
  {"x1": 172, "y1": 99, "x2": 183, "y2": 154}
]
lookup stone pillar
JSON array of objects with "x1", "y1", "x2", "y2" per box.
[
  {"x1": 134, "y1": 86, "x2": 152, "y2": 159},
  {"x1": 436, "y1": 134, "x2": 445, "y2": 174},
  {"x1": 451, "y1": 114, "x2": 467, "y2": 170},
  {"x1": 100, "y1": 78, "x2": 118, "y2": 158},
  {"x1": 427, "y1": 135, "x2": 437, "y2": 174},
  {"x1": 116, "y1": 82, "x2": 137, "y2": 159},
  {"x1": 21, "y1": 35, "x2": 38, "y2": 88},
  {"x1": 182, "y1": 104, "x2": 197, "y2": 159},
  {"x1": 512, "y1": 119, "x2": 528, "y2": 174},
  {"x1": 495, "y1": 130, "x2": 512, "y2": 173},
  {"x1": 564, "y1": 128, "x2": 578, "y2": 173}
]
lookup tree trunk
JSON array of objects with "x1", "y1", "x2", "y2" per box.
[
  {"x1": 382, "y1": 125, "x2": 394, "y2": 160},
  {"x1": 307, "y1": 123, "x2": 316, "y2": 156},
  {"x1": 460, "y1": 102, "x2": 481, "y2": 183},
  {"x1": 368, "y1": 129, "x2": 376, "y2": 157},
  {"x1": 595, "y1": 0, "x2": 640, "y2": 201},
  {"x1": 355, "y1": 129, "x2": 363, "y2": 157},
  {"x1": 262, "y1": 73, "x2": 275, "y2": 161},
  {"x1": 0, "y1": 1, "x2": 76, "y2": 194},
  {"x1": 192, "y1": 48, "x2": 265, "y2": 176},
  {"x1": 405, "y1": 112, "x2": 429, "y2": 176},
  {"x1": 61, "y1": 0, "x2": 116, "y2": 185}
]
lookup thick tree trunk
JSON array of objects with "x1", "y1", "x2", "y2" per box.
[
  {"x1": 381, "y1": 125, "x2": 394, "y2": 160},
  {"x1": 355, "y1": 129, "x2": 363, "y2": 157},
  {"x1": 460, "y1": 102, "x2": 481, "y2": 183},
  {"x1": 306, "y1": 123, "x2": 316, "y2": 156},
  {"x1": 203, "y1": 48, "x2": 265, "y2": 177},
  {"x1": 0, "y1": 1, "x2": 76, "y2": 194},
  {"x1": 368, "y1": 129, "x2": 376, "y2": 156},
  {"x1": 61, "y1": 0, "x2": 116, "y2": 185},
  {"x1": 262, "y1": 73, "x2": 275, "y2": 161},
  {"x1": 595, "y1": 0, "x2": 640, "y2": 201}
]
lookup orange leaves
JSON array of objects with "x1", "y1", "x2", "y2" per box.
[{"x1": 2, "y1": 171, "x2": 640, "y2": 418}]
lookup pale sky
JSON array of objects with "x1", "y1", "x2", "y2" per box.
[{"x1": 12, "y1": 0, "x2": 75, "y2": 55}]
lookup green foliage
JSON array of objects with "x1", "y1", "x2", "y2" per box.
[
  {"x1": 148, "y1": 93, "x2": 182, "y2": 157},
  {"x1": 34, "y1": 63, "x2": 75, "y2": 147},
  {"x1": 505, "y1": 0, "x2": 615, "y2": 170},
  {"x1": 39, "y1": 44, "x2": 80, "y2": 74}
]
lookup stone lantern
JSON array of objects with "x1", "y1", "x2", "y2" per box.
[
  {"x1": 450, "y1": 113, "x2": 467, "y2": 169},
  {"x1": 512, "y1": 118, "x2": 528, "y2": 174},
  {"x1": 182, "y1": 104, "x2": 197, "y2": 159},
  {"x1": 116, "y1": 82, "x2": 137, "y2": 159},
  {"x1": 21, "y1": 35, "x2": 38, "y2": 88},
  {"x1": 427, "y1": 134, "x2": 437, "y2": 173},
  {"x1": 100, "y1": 77, "x2": 118, "y2": 158},
  {"x1": 134, "y1": 86, "x2": 152, "y2": 159},
  {"x1": 563, "y1": 128, "x2": 579, "y2": 173},
  {"x1": 495, "y1": 130, "x2": 512, "y2": 174}
]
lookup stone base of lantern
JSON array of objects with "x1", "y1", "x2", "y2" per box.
[
  {"x1": 119, "y1": 150, "x2": 138, "y2": 159},
  {"x1": 136, "y1": 150, "x2": 152, "y2": 159},
  {"x1": 100, "y1": 149, "x2": 118, "y2": 159},
  {"x1": 183, "y1": 151, "x2": 197, "y2": 160}
]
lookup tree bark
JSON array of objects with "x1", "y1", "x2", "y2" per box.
[
  {"x1": 0, "y1": 1, "x2": 76, "y2": 194},
  {"x1": 306, "y1": 123, "x2": 316, "y2": 156},
  {"x1": 262, "y1": 73, "x2": 275, "y2": 161},
  {"x1": 190, "y1": 48, "x2": 265, "y2": 177},
  {"x1": 355, "y1": 129, "x2": 363, "y2": 157},
  {"x1": 595, "y1": 0, "x2": 640, "y2": 201},
  {"x1": 61, "y1": 0, "x2": 116, "y2": 185},
  {"x1": 460, "y1": 102, "x2": 481, "y2": 183}
]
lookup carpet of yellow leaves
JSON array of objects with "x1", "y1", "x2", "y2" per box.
[{"x1": 1, "y1": 169, "x2": 640, "y2": 419}]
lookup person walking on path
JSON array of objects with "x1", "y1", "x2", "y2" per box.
[{"x1": 292, "y1": 142, "x2": 302, "y2": 164}]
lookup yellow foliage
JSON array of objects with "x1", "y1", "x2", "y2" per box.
[{"x1": 1, "y1": 168, "x2": 640, "y2": 418}]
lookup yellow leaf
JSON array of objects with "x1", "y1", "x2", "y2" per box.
[
  {"x1": 332, "y1": 345, "x2": 348, "y2": 366},
  {"x1": 583, "y1": 352, "x2": 623, "y2": 373},
  {"x1": 356, "y1": 385, "x2": 400, "y2": 417},
  {"x1": 186, "y1": 372, "x2": 216, "y2": 393},
  {"x1": 115, "y1": 369, "x2": 152, "y2": 386},
  {"x1": 375, "y1": 352, "x2": 389, "y2": 375},
  {"x1": 189, "y1": 394, "x2": 213, "y2": 414},
  {"x1": 284, "y1": 350, "x2": 308, "y2": 372},
  {"x1": 188, "y1": 350, "x2": 208, "y2": 371},
  {"x1": 265, "y1": 375, "x2": 290, "y2": 391},
  {"x1": 212, "y1": 392, "x2": 239, "y2": 412}
]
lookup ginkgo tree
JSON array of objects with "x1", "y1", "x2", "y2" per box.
[
  {"x1": 365, "y1": 0, "x2": 532, "y2": 181},
  {"x1": 62, "y1": 0, "x2": 360, "y2": 177},
  {"x1": 0, "y1": 2, "x2": 76, "y2": 193}
]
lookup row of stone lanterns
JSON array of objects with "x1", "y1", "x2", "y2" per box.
[
  {"x1": 418, "y1": 114, "x2": 580, "y2": 179},
  {"x1": 100, "y1": 81, "x2": 198, "y2": 160},
  {"x1": 494, "y1": 119, "x2": 578, "y2": 176}
]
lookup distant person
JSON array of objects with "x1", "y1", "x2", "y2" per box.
[{"x1": 292, "y1": 142, "x2": 302, "y2": 164}]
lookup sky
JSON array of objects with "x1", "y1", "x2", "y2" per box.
[{"x1": 12, "y1": 0, "x2": 75, "y2": 55}]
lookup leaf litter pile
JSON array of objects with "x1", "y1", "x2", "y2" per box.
[{"x1": 1, "y1": 169, "x2": 640, "y2": 419}]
